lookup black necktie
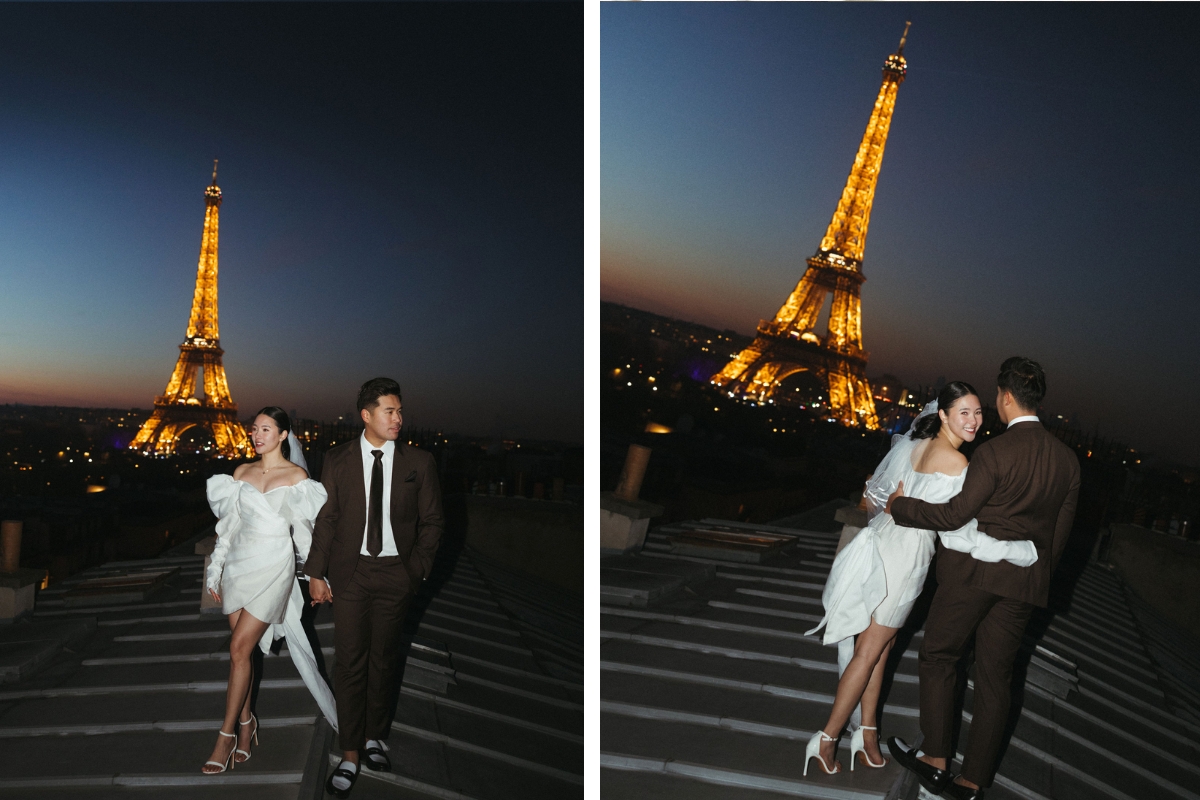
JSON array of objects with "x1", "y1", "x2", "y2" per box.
[{"x1": 367, "y1": 449, "x2": 384, "y2": 556}]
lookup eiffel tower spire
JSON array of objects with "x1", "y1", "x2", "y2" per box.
[
  {"x1": 130, "y1": 165, "x2": 250, "y2": 457},
  {"x1": 712, "y1": 26, "x2": 911, "y2": 429}
]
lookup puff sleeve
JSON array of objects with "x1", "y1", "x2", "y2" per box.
[
  {"x1": 286, "y1": 479, "x2": 328, "y2": 570},
  {"x1": 205, "y1": 475, "x2": 241, "y2": 593}
]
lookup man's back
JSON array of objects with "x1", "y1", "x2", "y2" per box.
[{"x1": 938, "y1": 421, "x2": 1080, "y2": 606}]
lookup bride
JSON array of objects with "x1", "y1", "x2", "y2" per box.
[
  {"x1": 802, "y1": 382, "x2": 1038, "y2": 776},
  {"x1": 201, "y1": 407, "x2": 338, "y2": 774}
]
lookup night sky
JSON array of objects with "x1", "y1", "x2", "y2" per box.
[
  {"x1": 0, "y1": 4, "x2": 581, "y2": 443},
  {"x1": 602, "y1": 3, "x2": 1200, "y2": 463}
]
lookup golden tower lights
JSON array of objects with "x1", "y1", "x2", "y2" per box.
[
  {"x1": 130, "y1": 162, "x2": 251, "y2": 457},
  {"x1": 712, "y1": 23, "x2": 912, "y2": 429}
]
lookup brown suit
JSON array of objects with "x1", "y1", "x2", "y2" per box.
[
  {"x1": 304, "y1": 437, "x2": 444, "y2": 751},
  {"x1": 892, "y1": 420, "x2": 1079, "y2": 787}
]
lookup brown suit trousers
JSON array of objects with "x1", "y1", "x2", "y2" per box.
[{"x1": 333, "y1": 556, "x2": 411, "y2": 751}]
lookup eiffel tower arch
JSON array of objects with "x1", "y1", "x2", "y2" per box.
[
  {"x1": 713, "y1": 24, "x2": 913, "y2": 430},
  {"x1": 130, "y1": 162, "x2": 251, "y2": 458}
]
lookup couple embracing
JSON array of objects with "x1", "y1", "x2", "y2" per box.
[
  {"x1": 805, "y1": 357, "x2": 1080, "y2": 799},
  {"x1": 201, "y1": 377, "x2": 444, "y2": 800}
]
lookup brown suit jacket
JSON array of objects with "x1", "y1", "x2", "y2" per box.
[
  {"x1": 303, "y1": 437, "x2": 445, "y2": 595},
  {"x1": 891, "y1": 421, "x2": 1080, "y2": 607}
]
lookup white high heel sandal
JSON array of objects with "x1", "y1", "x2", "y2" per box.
[
  {"x1": 850, "y1": 725, "x2": 888, "y2": 770},
  {"x1": 235, "y1": 713, "x2": 259, "y2": 763},
  {"x1": 202, "y1": 729, "x2": 237, "y2": 774},
  {"x1": 803, "y1": 730, "x2": 841, "y2": 776}
]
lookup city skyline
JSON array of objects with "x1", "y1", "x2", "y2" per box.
[
  {"x1": 601, "y1": 4, "x2": 1200, "y2": 463},
  {"x1": 0, "y1": 4, "x2": 582, "y2": 444}
]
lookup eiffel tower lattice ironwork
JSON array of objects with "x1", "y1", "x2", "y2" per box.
[
  {"x1": 711, "y1": 24, "x2": 912, "y2": 430},
  {"x1": 130, "y1": 162, "x2": 251, "y2": 457}
]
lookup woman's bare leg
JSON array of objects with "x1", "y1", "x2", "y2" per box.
[
  {"x1": 203, "y1": 609, "x2": 269, "y2": 773},
  {"x1": 856, "y1": 635, "x2": 895, "y2": 764},
  {"x1": 818, "y1": 621, "x2": 899, "y2": 769}
]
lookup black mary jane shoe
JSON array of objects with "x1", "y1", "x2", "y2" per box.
[
  {"x1": 362, "y1": 742, "x2": 391, "y2": 772},
  {"x1": 887, "y1": 736, "x2": 953, "y2": 795},
  {"x1": 941, "y1": 781, "x2": 985, "y2": 800},
  {"x1": 325, "y1": 760, "x2": 358, "y2": 798}
]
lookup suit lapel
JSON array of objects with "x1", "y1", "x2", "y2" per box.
[
  {"x1": 344, "y1": 441, "x2": 367, "y2": 532},
  {"x1": 390, "y1": 442, "x2": 406, "y2": 520}
]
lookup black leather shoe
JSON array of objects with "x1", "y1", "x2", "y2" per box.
[
  {"x1": 325, "y1": 760, "x2": 358, "y2": 798},
  {"x1": 362, "y1": 742, "x2": 391, "y2": 772},
  {"x1": 887, "y1": 736, "x2": 953, "y2": 795},
  {"x1": 942, "y1": 781, "x2": 985, "y2": 800}
]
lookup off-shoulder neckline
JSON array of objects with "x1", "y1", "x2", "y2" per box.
[{"x1": 213, "y1": 474, "x2": 314, "y2": 495}]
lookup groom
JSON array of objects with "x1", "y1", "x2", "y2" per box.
[
  {"x1": 884, "y1": 357, "x2": 1080, "y2": 799},
  {"x1": 305, "y1": 377, "x2": 445, "y2": 797}
]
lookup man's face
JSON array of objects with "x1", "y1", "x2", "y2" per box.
[{"x1": 361, "y1": 394, "x2": 402, "y2": 443}]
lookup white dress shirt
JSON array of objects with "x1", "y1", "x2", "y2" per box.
[
  {"x1": 359, "y1": 433, "x2": 398, "y2": 557},
  {"x1": 1007, "y1": 415, "x2": 1040, "y2": 428}
]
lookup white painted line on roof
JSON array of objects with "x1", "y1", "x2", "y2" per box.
[
  {"x1": 1070, "y1": 651, "x2": 1167, "y2": 699},
  {"x1": 428, "y1": 596, "x2": 510, "y2": 621},
  {"x1": 602, "y1": 606, "x2": 825, "y2": 644},
  {"x1": 420, "y1": 608, "x2": 522, "y2": 637},
  {"x1": 717, "y1": 572, "x2": 826, "y2": 592},
  {"x1": 330, "y1": 754, "x2": 479, "y2": 799},
  {"x1": 1020, "y1": 684, "x2": 1200, "y2": 782},
  {"x1": 33, "y1": 600, "x2": 199, "y2": 616},
  {"x1": 601, "y1": 659, "x2": 920, "y2": 717},
  {"x1": 961, "y1": 710, "x2": 1177, "y2": 800},
  {"x1": 1078, "y1": 683, "x2": 1200, "y2": 741},
  {"x1": 709, "y1": 599, "x2": 824, "y2": 624},
  {"x1": 437, "y1": 587, "x2": 502, "y2": 608},
  {"x1": 417, "y1": 624, "x2": 536, "y2": 656},
  {"x1": 600, "y1": 751, "x2": 883, "y2": 800},
  {"x1": 0, "y1": 715, "x2": 315, "y2": 738},
  {"x1": 735, "y1": 587, "x2": 824, "y2": 607},
  {"x1": 389, "y1": 720, "x2": 582, "y2": 784},
  {"x1": 600, "y1": 629, "x2": 911, "y2": 681},
  {"x1": 1058, "y1": 598, "x2": 1139, "y2": 637},
  {"x1": 113, "y1": 629, "x2": 229, "y2": 642},
  {"x1": 989, "y1": 771, "x2": 1053, "y2": 800},
  {"x1": 455, "y1": 672, "x2": 582, "y2": 711},
  {"x1": 1040, "y1": 628, "x2": 1156, "y2": 675},
  {"x1": 1048, "y1": 612, "x2": 1144, "y2": 655},
  {"x1": 450, "y1": 652, "x2": 582, "y2": 690},
  {"x1": 402, "y1": 685, "x2": 582, "y2": 744},
  {"x1": 97, "y1": 614, "x2": 204, "y2": 626},
  {"x1": 0, "y1": 679, "x2": 307, "y2": 702},
  {"x1": 638, "y1": 550, "x2": 829, "y2": 580},
  {"x1": 0, "y1": 772, "x2": 302, "y2": 789}
]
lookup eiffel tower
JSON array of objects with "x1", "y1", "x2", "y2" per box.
[
  {"x1": 129, "y1": 162, "x2": 251, "y2": 457},
  {"x1": 712, "y1": 24, "x2": 912, "y2": 430}
]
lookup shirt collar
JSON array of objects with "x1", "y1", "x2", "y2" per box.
[
  {"x1": 360, "y1": 431, "x2": 395, "y2": 456},
  {"x1": 1007, "y1": 415, "x2": 1040, "y2": 429}
]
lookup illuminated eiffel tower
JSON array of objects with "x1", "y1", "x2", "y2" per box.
[
  {"x1": 712, "y1": 24, "x2": 913, "y2": 430},
  {"x1": 130, "y1": 162, "x2": 250, "y2": 457}
]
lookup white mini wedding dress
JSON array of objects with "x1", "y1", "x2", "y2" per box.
[{"x1": 206, "y1": 474, "x2": 338, "y2": 730}]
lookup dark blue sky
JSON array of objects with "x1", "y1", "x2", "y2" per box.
[
  {"x1": 0, "y1": 3, "x2": 581, "y2": 443},
  {"x1": 602, "y1": 3, "x2": 1200, "y2": 463}
]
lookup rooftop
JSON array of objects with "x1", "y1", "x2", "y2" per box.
[
  {"x1": 601, "y1": 502, "x2": 1200, "y2": 800},
  {"x1": 0, "y1": 536, "x2": 582, "y2": 799}
]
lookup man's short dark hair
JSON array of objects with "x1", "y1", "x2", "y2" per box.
[
  {"x1": 997, "y1": 357, "x2": 1045, "y2": 412},
  {"x1": 357, "y1": 377, "x2": 402, "y2": 412}
]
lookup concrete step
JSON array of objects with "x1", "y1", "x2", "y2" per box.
[
  {"x1": 601, "y1": 711, "x2": 896, "y2": 797},
  {"x1": 0, "y1": 723, "x2": 313, "y2": 779},
  {"x1": 0, "y1": 776, "x2": 303, "y2": 799},
  {"x1": 0, "y1": 685, "x2": 321, "y2": 729}
]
